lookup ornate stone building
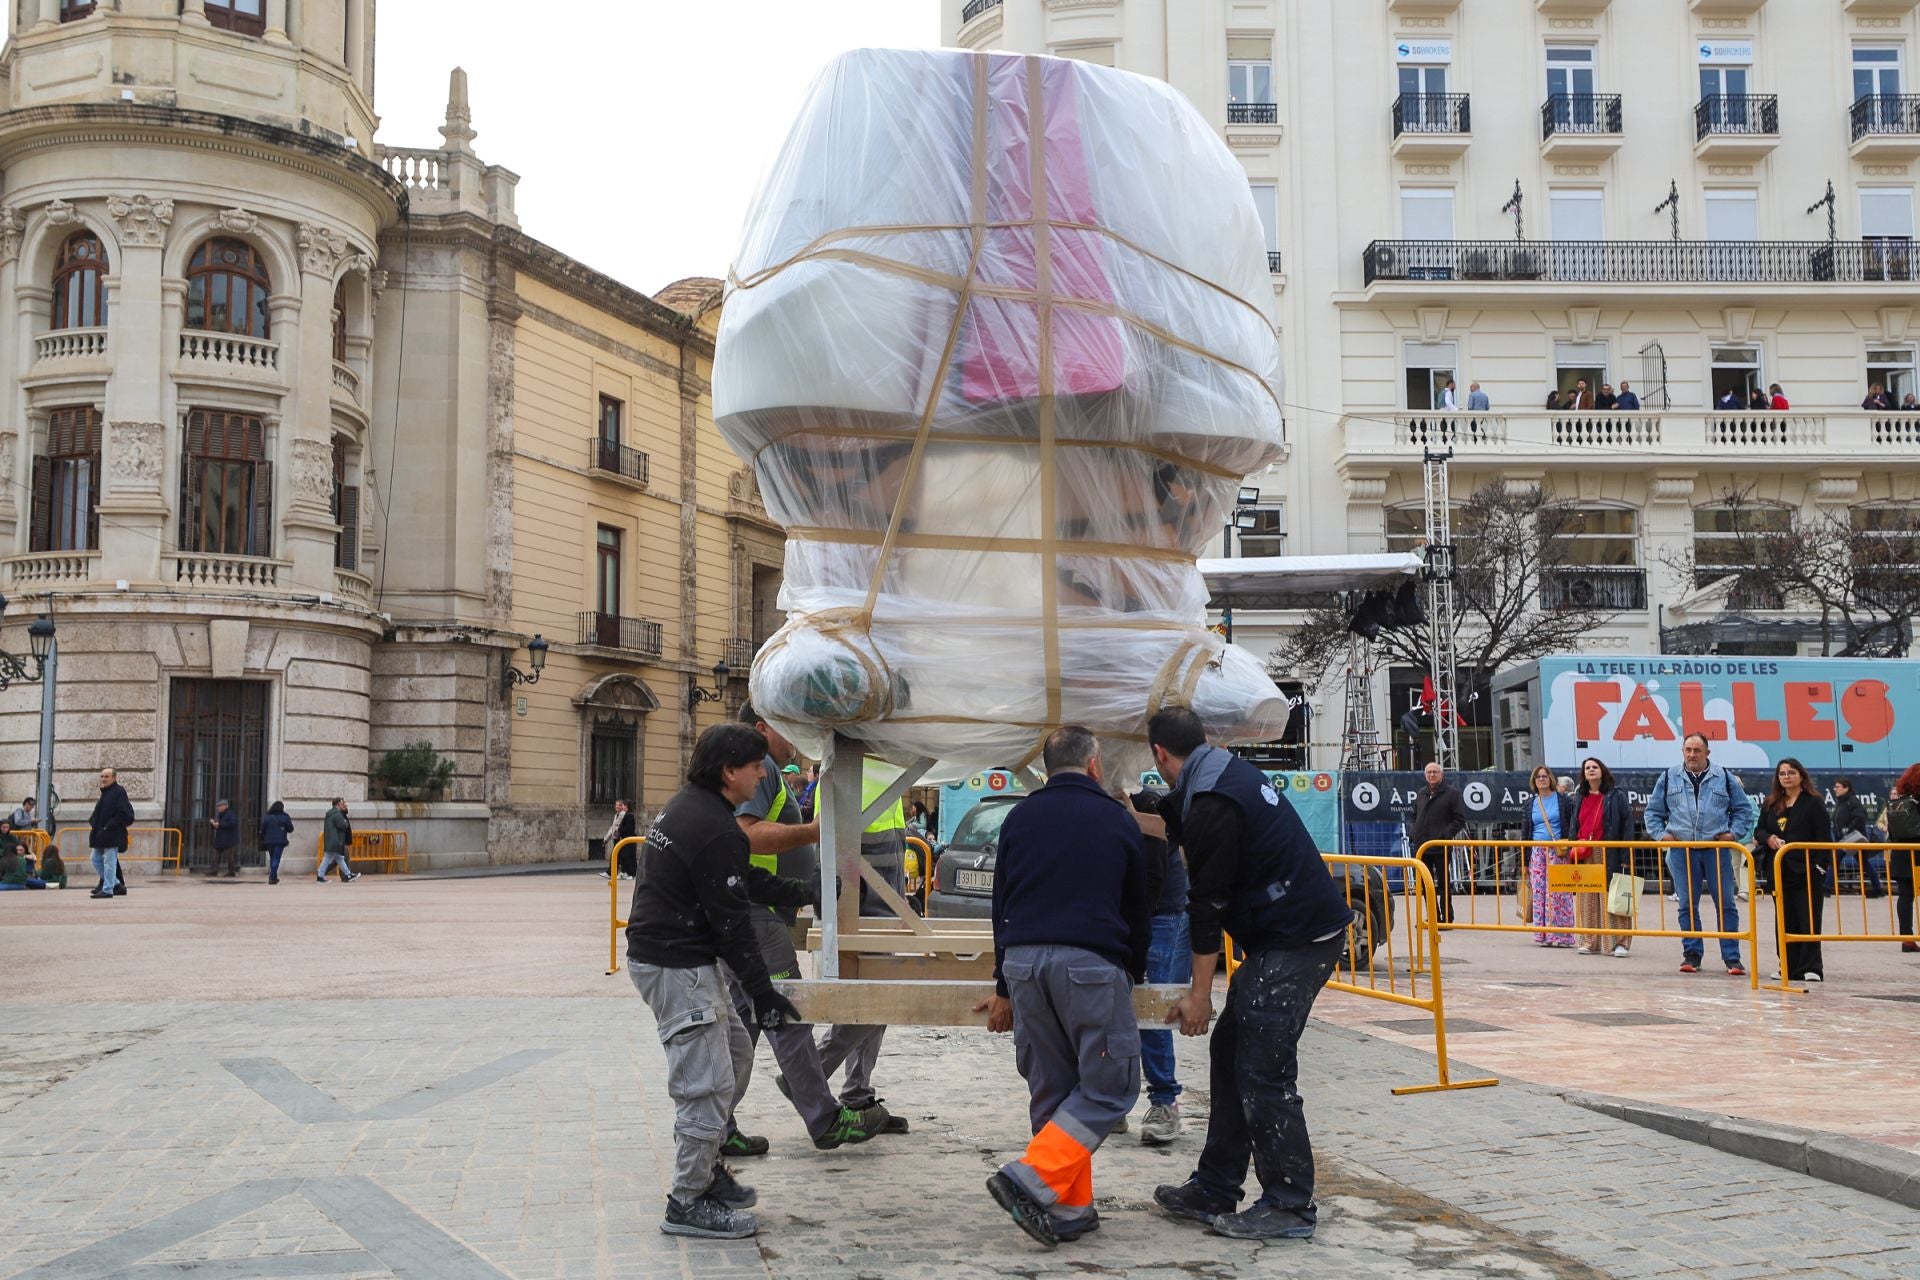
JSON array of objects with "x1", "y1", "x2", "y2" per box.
[{"x1": 0, "y1": 1, "x2": 772, "y2": 867}]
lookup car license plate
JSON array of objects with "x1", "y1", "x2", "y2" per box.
[{"x1": 955, "y1": 869, "x2": 994, "y2": 893}]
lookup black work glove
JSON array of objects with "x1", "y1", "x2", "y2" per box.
[{"x1": 753, "y1": 988, "x2": 802, "y2": 1031}]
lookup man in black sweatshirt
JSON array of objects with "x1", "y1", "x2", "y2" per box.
[
  {"x1": 976, "y1": 725, "x2": 1149, "y2": 1248},
  {"x1": 626, "y1": 723, "x2": 802, "y2": 1241}
]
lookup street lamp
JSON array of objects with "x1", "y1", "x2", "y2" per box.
[
  {"x1": 502, "y1": 634, "x2": 549, "y2": 690},
  {"x1": 0, "y1": 595, "x2": 53, "y2": 691},
  {"x1": 689, "y1": 658, "x2": 730, "y2": 706}
]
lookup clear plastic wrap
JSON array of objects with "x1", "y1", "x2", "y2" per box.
[{"x1": 714, "y1": 48, "x2": 1289, "y2": 776}]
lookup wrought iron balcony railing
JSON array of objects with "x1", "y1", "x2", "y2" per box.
[
  {"x1": 961, "y1": 0, "x2": 1002, "y2": 22},
  {"x1": 578, "y1": 611, "x2": 663, "y2": 658},
  {"x1": 1267, "y1": 250, "x2": 1283, "y2": 273},
  {"x1": 1363, "y1": 238, "x2": 1916, "y2": 286},
  {"x1": 1392, "y1": 92, "x2": 1471, "y2": 136},
  {"x1": 1851, "y1": 94, "x2": 1920, "y2": 141},
  {"x1": 1541, "y1": 93, "x2": 1623, "y2": 139},
  {"x1": 1542, "y1": 566, "x2": 1647, "y2": 612},
  {"x1": 589, "y1": 438, "x2": 650, "y2": 484},
  {"x1": 1696, "y1": 94, "x2": 1779, "y2": 140},
  {"x1": 1228, "y1": 101, "x2": 1279, "y2": 124}
]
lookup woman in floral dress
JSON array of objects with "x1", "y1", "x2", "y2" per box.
[{"x1": 1527, "y1": 765, "x2": 1576, "y2": 947}]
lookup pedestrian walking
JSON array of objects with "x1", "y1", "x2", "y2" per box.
[
  {"x1": 1148, "y1": 707, "x2": 1356, "y2": 1242},
  {"x1": 1408, "y1": 761, "x2": 1468, "y2": 924},
  {"x1": 318, "y1": 797, "x2": 359, "y2": 883},
  {"x1": 1760, "y1": 759, "x2": 1832, "y2": 983},
  {"x1": 625, "y1": 722, "x2": 802, "y2": 1240},
  {"x1": 259, "y1": 801, "x2": 294, "y2": 885},
  {"x1": 598, "y1": 799, "x2": 637, "y2": 881},
  {"x1": 209, "y1": 799, "x2": 240, "y2": 876},
  {"x1": 87, "y1": 767, "x2": 134, "y2": 900},
  {"x1": 1644, "y1": 733, "x2": 1754, "y2": 975},
  {"x1": 1885, "y1": 764, "x2": 1920, "y2": 953},
  {"x1": 975, "y1": 726, "x2": 1148, "y2": 1248},
  {"x1": 1134, "y1": 784, "x2": 1190, "y2": 1146},
  {"x1": 1570, "y1": 757, "x2": 1634, "y2": 956},
  {"x1": 1525, "y1": 766, "x2": 1576, "y2": 948},
  {"x1": 1831, "y1": 777, "x2": 1884, "y2": 897}
]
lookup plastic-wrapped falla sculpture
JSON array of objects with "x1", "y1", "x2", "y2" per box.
[{"x1": 714, "y1": 48, "x2": 1290, "y2": 775}]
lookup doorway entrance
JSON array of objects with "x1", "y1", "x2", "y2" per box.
[{"x1": 165, "y1": 679, "x2": 269, "y2": 872}]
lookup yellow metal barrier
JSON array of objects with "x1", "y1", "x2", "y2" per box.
[
  {"x1": 1767, "y1": 841, "x2": 1920, "y2": 994},
  {"x1": 1320, "y1": 853, "x2": 1500, "y2": 1095},
  {"x1": 316, "y1": 829, "x2": 410, "y2": 874},
  {"x1": 606, "y1": 834, "x2": 644, "y2": 976},
  {"x1": 52, "y1": 826, "x2": 185, "y2": 872},
  {"x1": 905, "y1": 835, "x2": 933, "y2": 913},
  {"x1": 1414, "y1": 838, "x2": 1761, "y2": 988},
  {"x1": 16, "y1": 830, "x2": 50, "y2": 856}
]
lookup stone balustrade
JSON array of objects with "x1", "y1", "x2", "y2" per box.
[
  {"x1": 179, "y1": 331, "x2": 279, "y2": 372},
  {"x1": 34, "y1": 328, "x2": 108, "y2": 362}
]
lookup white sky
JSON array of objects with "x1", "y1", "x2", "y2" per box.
[{"x1": 374, "y1": 1, "x2": 943, "y2": 296}]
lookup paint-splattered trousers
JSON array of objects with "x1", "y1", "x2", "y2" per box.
[
  {"x1": 1193, "y1": 934, "x2": 1343, "y2": 1220},
  {"x1": 999, "y1": 944, "x2": 1141, "y2": 1234}
]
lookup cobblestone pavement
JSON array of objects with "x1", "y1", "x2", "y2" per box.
[{"x1": 3, "y1": 877, "x2": 1918, "y2": 1278}]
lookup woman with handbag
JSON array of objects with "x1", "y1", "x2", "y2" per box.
[
  {"x1": 1571, "y1": 757, "x2": 1634, "y2": 957},
  {"x1": 1526, "y1": 765, "x2": 1576, "y2": 948},
  {"x1": 1759, "y1": 758, "x2": 1832, "y2": 983},
  {"x1": 1884, "y1": 764, "x2": 1920, "y2": 953}
]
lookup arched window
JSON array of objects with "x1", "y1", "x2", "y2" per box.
[
  {"x1": 186, "y1": 238, "x2": 271, "y2": 339},
  {"x1": 51, "y1": 232, "x2": 108, "y2": 330}
]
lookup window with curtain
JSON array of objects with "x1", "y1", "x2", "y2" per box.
[
  {"x1": 332, "y1": 436, "x2": 359, "y2": 571},
  {"x1": 186, "y1": 238, "x2": 272, "y2": 338},
  {"x1": 52, "y1": 232, "x2": 107, "y2": 330},
  {"x1": 31, "y1": 406, "x2": 101, "y2": 553},
  {"x1": 180, "y1": 409, "x2": 271, "y2": 557},
  {"x1": 1400, "y1": 188, "x2": 1455, "y2": 240}
]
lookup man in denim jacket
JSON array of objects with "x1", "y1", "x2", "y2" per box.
[{"x1": 1643, "y1": 733, "x2": 1756, "y2": 975}]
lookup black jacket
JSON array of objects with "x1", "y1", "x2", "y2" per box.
[
  {"x1": 1408, "y1": 782, "x2": 1469, "y2": 851},
  {"x1": 260, "y1": 811, "x2": 295, "y2": 849},
  {"x1": 88, "y1": 782, "x2": 135, "y2": 852},
  {"x1": 1831, "y1": 793, "x2": 1870, "y2": 838},
  {"x1": 1757, "y1": 792, "x2": 1833, "y2": 887},
  {"x1": 624, "y1": 781, "x2": 809, "y2": 1001},
  {"x1": 1888, "y1": 794, "x2": 1920, "y2": 884},
  {"x1": 1570, "y1": 787, "x2": 1633, "y2": 877},
  {"x1": 992, "y1": 771, "x2": 1150, "y2": 995},
  {"x1": 212, "y1": 809, "x2": 239, "y2": 850}
]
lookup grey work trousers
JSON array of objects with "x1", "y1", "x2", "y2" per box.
[
  {"x1": 628, "y1": 960, "x2": 754, "y2": 1204},
  {"x1": 999, "y1": 943, "x2": 1141, "y2": 1230},
  {"x1": 725, "y1": 952, "x2": 839, "y2": 1139}
]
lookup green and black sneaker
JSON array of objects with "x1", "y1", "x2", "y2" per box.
[
  {"x1": 720, "y1": 1129, "x2": 770, "y2": 1158},
  {"x1": 813, "y1": 1102, "x2": 893, "y2": 1150}
]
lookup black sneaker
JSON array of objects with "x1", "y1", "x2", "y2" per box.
[
  {"x1": 88, "y1": 889, "x2": 112, "y2": 900},
  {"x1": 985, "y1": 1172, "x2": 1057, "y2": 1249},
  {"x1": 1154, "y1": 1179, "x2": 1235, "y2": 1225},
  {"x1": 852, "y1": 1094, "x2": 910, "y2": 1134},
  {"x1": 773, "y1": 1074, "x2": 792, "y2": 1102},
  {"x1": 1054, "y1": 1209, "x2": 1101, "y2": 1242},
  {"x1": 1209, "y1": 1201, "x2": 1316, "y2": 1240},
  {"x1": 705, "y1": 1163, "x2": 757, "y2": 1209},
  {"x1": 660, "y1": 1194, "x2": 756, "y2": 1239},
  {"x1": 720, "y1": 1129, "x2": 770, "y2": 1158},
  {"x1": 112, "y1": 881, "x2": 127, "y2": 896},
  {"x1": 813, "y1": 1103, "x2": 891, "y2": 1150}
]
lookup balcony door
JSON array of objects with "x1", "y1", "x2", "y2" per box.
[
  {"x1": 1699, "y1": 63, "x2": 1749, "y2": 128},
  {"x1": 594, "y1": 524, "x2": 622, "y2": 647},
  {"x1": 1855, "y1": 46, "x2": 1902, "y2": 103},
  {"x1": 1711, "y1": 345, "x2": 1764, "y2": 406},
  {"x1": 1862, "y1": 187, "x2": 1914, "y2": 283},
  {"x1": 1404, "y1": 342, "x2": 1457, "y2": 412},
  {"x1": 1397, "y1": 63, "x2": 1448, "y2": 129},
  {"x1": 1546, "y1": 46, "x2": 1596, "y2": 127}
]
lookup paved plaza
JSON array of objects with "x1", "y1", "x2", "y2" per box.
[{"x1": 3, "y1": 873, "x2": 1919, "y2": 1278}]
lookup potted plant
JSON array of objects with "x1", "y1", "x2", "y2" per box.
[{"x1": 372, "y1": 740, "x2": 455, "y2": 801}]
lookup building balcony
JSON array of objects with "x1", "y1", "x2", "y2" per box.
[
  {"x1": 1540, "y1": 94, "x2": 1623, "y2": 158},
  {"x1": 34, "y1": 327, "x2": 108, "y2": 365},
  {"x1": 1850, "y1": 95, "x2": 1920, "y2": 160},
  {"x1": 333, "y1": 569, "x2": 373, "y2": 609},
  {"x1": 958, "y1": 0, "x2": 1003, "y2": 43},
  {"x1": 1387, "y1": 0, "x2": 1459, "y2": 12},
  {"x1": 726, "y1": 637, "x2": 756, "y2": 672},
  {"x1": 179, "y1": 331, "x2": 279, "y2": 377},
  {"x1": 577, "y1": 611, "x2": 663, "y2": 659},
  {"x1": 587, "y1": 438, "x2": 649, "y2": 487},
  {"x1": 1, "y1": 550, "x2": 99, "y2": 589},
  {"x1": 1690, "y1": 0, "x2": 1764, "y2": 11},
  {"x1": 1361, "y1": 238, "x2": 1919, "y2": 297},
  {"x1": 1391, "y1": 93, "x2": 1470, "y2": 159},
  {"x1": 1842, "y1": 0, "x2": 1920, "y2": 13},
  {"x1": 169, "y1": 552, "x2": 289, "y2": 591},
  {"x1": 1267, "y1": 250, "x2": 1283, "y2": 274},
  {"x1": 1344, "y1": 410, "x2": 1916, "y2": 468},
  {"x1": 1543, "y1": 566, "x2": 1647, "y2": 612},
  {"x1": 1694, "y1": 94, "x2": 1779, "y2": 160},
  {"x1": 1227, "y1": 102, "x2": 1278, "y2": 125},
  {"x1": 331, "y1": 359, "x2": 361, "y2": 405},
  {"x1": 1537, "y1": 0, "x2": 1610, "y2": 12}
]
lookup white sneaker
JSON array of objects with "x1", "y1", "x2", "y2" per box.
[
  {"x1": 1576, "y1": 946, "x2": 1596, "y2": 956},
  {"x1": 1737, "y1": 891, "x2": 1749, "y2": 902},
  {"x1": 1804, "y1": 972, "x2": 1823, "y2": 982},
  {"x1": 1770, "y1": 972, "x2": 1783, "y2": 981},
  {"x1": 619, "y1": 871, "x2": 633, "y2": 880},
  {"x1": 1140, "y1": 1102, "x2": 1182, "y2": 1145},
  {"x1": 1611, "y1": 945, "x2": 1630, "y2": 958},
  {"x1": 599, "y1": 871, "x2": 613, "y2": 880}
]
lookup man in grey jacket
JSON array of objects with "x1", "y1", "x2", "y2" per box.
[
  {"x1": 319, "y1": 797, "x2": 359, "y2": 883},
  {"x1": 1643, "y1": 733, "x2": 1754, "y2": 975}
]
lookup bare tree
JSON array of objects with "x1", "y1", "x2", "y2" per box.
[
  {"x1": 1271, "y1": 480, "x2": 1619, "y2": 691},
  {"x1": 1658, "y1": 486, "x2": 1920, "y2": 657}
]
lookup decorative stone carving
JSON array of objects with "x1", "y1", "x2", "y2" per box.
[
  {"x1": 1857, "y1": 17, "x2": 1901, "y2": 29},
  {"x1": 290, "y1": 437, "x2": 336, "y2": 507},
  {"x1": 211, "y1": 207, "x2": 260, "y2": 235},
  {"x1": 1707, "y1": 164, "x2": 1754, "y2": 177},
  {"x1": 1864, "y1": 164, "x2": 1911, "y2": 177},
  {"x1": 1815, "y1": 474, "x2": 1861, "y2": 504},
  {"x1": 1400, "y1": 16, "x2": 1444, "y2": 28},
  {"x1": 1547, "y1": 17, "x2": 1593, "y2": 29},
  {"x1": 1649, "y1": 473, "x2": 1698, "y2": 504},
  {"x1": 1700, "y1": 18, "x2": 1749, "y2": 30},
  {"x1": 108, "y1": 421, "x2": 165, "y2": 489},
  {"x1": 1344, "y1": 475, "x2": 1388, "y2": 503},
  {"x1": 1403, "y1": 163, "x2": 1452, "y2": 176},
  {"x1": 297, "y1": 222, "x2": 351, "y2": 275},
  {"x1": 343, "y1": 252, "x2": 376, "y2": 278},
  {"x1": 106, "y1": 195, "x2": 174, "y2": 247},
  {"x1": 0, "y1": 432, "x2": 16, "y2": 493},
  {"x1": 43, "y1": 198, "x2": 78, "y2": 227},
  {"x1": 0, "y1": 209, "x2": 21, "y2": 264},
  {"x1": 1553, "y1": 164, "x2": 1600, "y2": 177}
]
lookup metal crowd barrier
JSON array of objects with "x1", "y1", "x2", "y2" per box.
[
  {"x1": 1414, "y1": 838, "x2": 1761, "y2": 988},
  {"x1": 52, "y1": 826, "x2": 185, "y2": 872},
  {"x1": 316, "y1": 829, "x2": 410, "y2": 874},
  {"x1": 1767, "y1": 841, "x2": 1920, "y2": 994},
  {"x1": 606, "y1": 834, "x2": 643, "y2": 975}
]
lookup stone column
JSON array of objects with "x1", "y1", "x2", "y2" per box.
[
  {"x1": 264, "y1": 0, "x2": 291, "y2": 43},
  {"x1": 33, "y1": 0, "x2": 58, "y2": 30},
  {"x1": 179, "y1": 0, "x2": 208, "y2": 26},
  {"x1": 97, "y1": 195, "x2": 174, "y2": 586},
  {"x1": 272, "y1": 272, "x2": 332, "y2": 592}
]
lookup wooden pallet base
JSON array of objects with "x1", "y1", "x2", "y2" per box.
[{"x1": 774, "y1": 979, "x2": 1195, "y2": 1027}]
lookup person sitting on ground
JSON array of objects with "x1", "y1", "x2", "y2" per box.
[
  {"x1": 1885, "y1": 764, "x2": 1920, "y2": 954},
  {"x1": 37, "y1": 838, "x2": 66, "y2": 889},
  {"x1": 0, "y1": 820, "x2": 45, "y2": 890},
  {"x1": 1759, "y1": 758, "x2": 1832, "y2": 983}
]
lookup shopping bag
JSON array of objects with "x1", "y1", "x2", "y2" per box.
[{"x1": 1607, "y1": 872, "x2": 1645, "y2": 918}]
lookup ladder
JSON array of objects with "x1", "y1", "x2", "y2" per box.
[
  {"x1": 1423, "y1": 448, "x2": 1460, "y2": 771},
  {"x1": 1339, "y1": 631, "x2": 1388, "y2": 771}
]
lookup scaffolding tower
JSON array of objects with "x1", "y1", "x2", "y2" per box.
[
  {"x1": 1423, "y1": 447, "x2": 1460, "y2": 771},
  {"x1": 1339, "y1": 630, "x2": 1389, "y2": 771}
]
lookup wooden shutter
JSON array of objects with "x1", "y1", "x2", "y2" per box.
[
  {"x1": 178, "y1": 453, "x2": 202, "y2": 551},
  {"x1": 250, "y1": 461, "x2": 272, "y2": 557},
  {"x1": 338, "y1": 485, "x2": 360, "y2": 570},
  {"x1": 29, "y1": 457, "x2": 51, "y2": 553}
]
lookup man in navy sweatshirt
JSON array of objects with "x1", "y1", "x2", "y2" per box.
[{"x1": 976, "y1": 725, "x2": 1150, "y2": 1248}]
